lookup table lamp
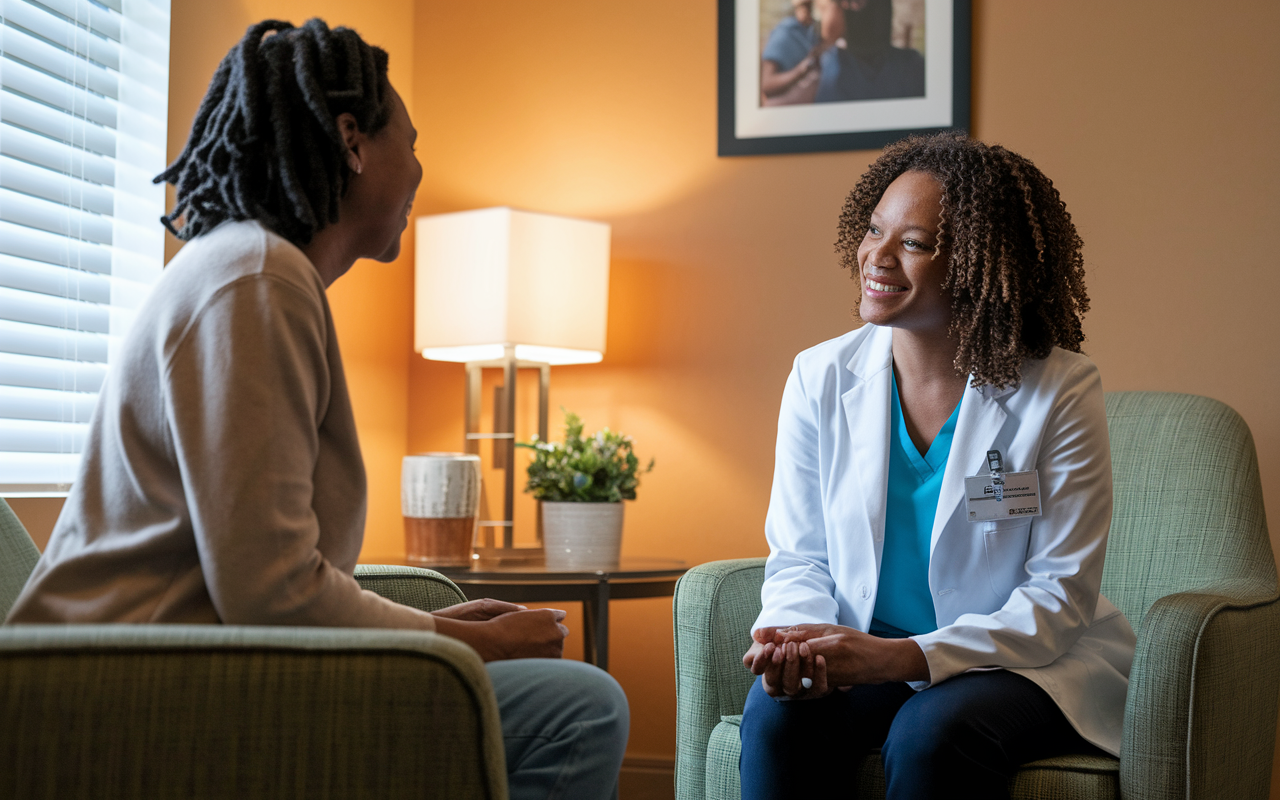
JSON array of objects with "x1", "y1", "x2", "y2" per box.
[{"x1": 415, "y1": 207, "x2": 611, "y2": 562}]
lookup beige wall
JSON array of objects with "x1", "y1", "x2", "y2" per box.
[{"x1": 9, "y1": 0, "x2": 1278, "y2": 791}]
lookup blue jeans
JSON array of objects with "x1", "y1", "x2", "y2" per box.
[
  {"x1": 739, "y1": 669, "x2": 1104, "y2": 800},
  {"x1": 487, "y1": 659, "x2": 629, "y2": 800}
]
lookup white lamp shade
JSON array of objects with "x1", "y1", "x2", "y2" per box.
[{"x1": 415, "y1": 208, "x2": 611, "y2": 365}]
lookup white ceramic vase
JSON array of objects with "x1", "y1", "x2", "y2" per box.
[{"x1": 541, "y1": 501, "x2": 624, "y2": 570}]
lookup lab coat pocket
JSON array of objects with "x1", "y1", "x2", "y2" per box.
[{"x1": 983, "y1": 518, "x2": 1033, "y2": 599}]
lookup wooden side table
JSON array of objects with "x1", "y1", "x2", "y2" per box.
[{"x1": 363, "y1": 557, "x2": 688, "y2": 672}]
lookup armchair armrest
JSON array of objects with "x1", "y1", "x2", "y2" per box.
[
  {"x1": 0, "y1": 624, "x2": 506, "y2": 800},
  {"x1": 355, "y1": 563, "x2": 468, "y2": 612},
  {"x1": 673, "y1": 558, "x2": 765, "y2": 800},
  {"x1": 1121, "y1": 580, "x2": 1280, "y2": 800}
]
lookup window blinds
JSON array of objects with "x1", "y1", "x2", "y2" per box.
[{"x1": 0, "y1": 0, "x2": 169, "y2": 495}]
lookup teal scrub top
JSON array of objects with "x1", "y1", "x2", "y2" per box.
[{"x1": 869, "y1": 377, "x2": 962, "y2": 637}]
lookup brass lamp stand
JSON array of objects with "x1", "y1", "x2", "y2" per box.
[{"x1": 466, "y1": 346, "x2": 549, "y2": 564}]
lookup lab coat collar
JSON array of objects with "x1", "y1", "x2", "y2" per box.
[
  {"x1": 840, "y1": 325, "x2": 893, "y2": 545},
  {"x1": 840, "y1": 325, "x2": 1021, "y2": 398},
  {"x1": 838, "y1": 324, "x2": 1017, "y2": 552},
  {"x1": 978, "y1": 381, "x2": 1018, "y2": 400},
  {"x1": 842, "y1": 323, "x2": 893, "y2": 386}
]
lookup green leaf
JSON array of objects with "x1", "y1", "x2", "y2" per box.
[{"x1": 517, "y1": 409, "x2": 655, "y2": 502}]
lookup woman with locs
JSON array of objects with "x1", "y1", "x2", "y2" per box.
[
  {"x1": 738, "y1": 133, "x2": 1135, "y2": 799},
  {"x1": 6, "y1": 20, "x2": 628, "y2": 799}
]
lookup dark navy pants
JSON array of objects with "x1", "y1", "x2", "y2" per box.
[{"x1": 739, "y1": 669, "x2": 1104, "y2": 800}]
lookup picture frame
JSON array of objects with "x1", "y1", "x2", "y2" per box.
[{"x1": 718, "y1": 0, "x2": 971, "y2": 157}]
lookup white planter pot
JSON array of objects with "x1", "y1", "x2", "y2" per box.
[{"x1": 541, "y1": 501, "x2": 624, "y2": 570}]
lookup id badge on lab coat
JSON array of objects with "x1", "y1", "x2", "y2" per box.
[{"x1": 964, "y1": 470, "x2": 1042, "y2": 522}]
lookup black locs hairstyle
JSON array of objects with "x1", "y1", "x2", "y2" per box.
[
  {"x1": 835, "y1": 132, "x2": 1089, "y2": 389},
  {"x1": 154, "y1": 19, "x2": 393, "y2": 245}
]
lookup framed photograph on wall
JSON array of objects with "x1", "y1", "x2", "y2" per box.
[{"x1": 718, "y1": 0, "x2": 971, "y2": 156}]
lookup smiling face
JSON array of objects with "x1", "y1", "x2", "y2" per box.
[
  {"x1": 343, "y1": 86, "x2": 423, "y2": 263},
  {"x1": 855, "y1": 169, "x2": 951, "y2": 334}
]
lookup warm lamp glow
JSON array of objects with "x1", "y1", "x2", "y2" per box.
[
  {"x1": 415, "y1": 208, "x2": 611, "y2": 364},
  {"x1": 417, "y1": 344, "x2": 603, "y2": 365}
]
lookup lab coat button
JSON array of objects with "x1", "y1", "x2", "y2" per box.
[{"x1": 859, "y1": 584, "x2": 870, "y2": 599}]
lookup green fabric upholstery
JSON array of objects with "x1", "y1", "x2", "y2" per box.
[
  {"x1": 0, "y1": 625, "x2": 506, "y2": 799},
  {"x1": 1101, "y1": 393, "x2": 1274, "y2": 623},
  {"x1": 0, "y1": 503, "x2": 504, "y2": 798},
  {"x1": 705, "y1": 718, "x2": 743, "y2": 800},
  {"x1": 1104, "y1": 393, "x2": 1280, "y2": 800},
  {"x1": 673, "y1": 558, "x2": 766, "y2": 800},
  {"x1": 354, "y1": 563, "x2": 469, "y2": 611},
  {"x1": 0, "y1": 498, "x2": 40, "y2": 619},
  {"x1": 1009, "y1": 756, "x2": 1121, "y2": 800},
  {"x1": 674, "y1": 392, "x2": 1278, "y2": 800}
]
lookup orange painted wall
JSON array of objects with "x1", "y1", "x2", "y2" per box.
[{"x1": 406, "y1": 0, "x2": 1280, "y2": 773}]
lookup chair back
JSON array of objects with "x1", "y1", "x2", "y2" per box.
[
  {"x1": 1101, "y1": 392, "x2": 1274, "y2": 626},
  {"x1": 353, "y1": 564, "x2": 468, "y2": 612},
  {"x1": 0, "y1": 498, "x2": 41, "y2": 619}
]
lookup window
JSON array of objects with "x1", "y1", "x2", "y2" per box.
[{"x1": 0, "y1": 0, "x2": 170, "y2": 495}]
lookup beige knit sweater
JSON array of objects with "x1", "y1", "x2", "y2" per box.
[{"x1": 7, "y1": 221, "x2": 436, "y2": 631}]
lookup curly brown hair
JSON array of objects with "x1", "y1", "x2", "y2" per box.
[{"x1": 835, "y1": 132, "x2": 1089, "y2": 388}]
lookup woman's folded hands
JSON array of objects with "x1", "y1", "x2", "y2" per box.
[{"x1": 742, "y1": 624, "x2": 930, "y2": 699}]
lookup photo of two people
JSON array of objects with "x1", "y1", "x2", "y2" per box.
[{"x1": 759, "y1": 0, "x2": 925, "y2": 106}]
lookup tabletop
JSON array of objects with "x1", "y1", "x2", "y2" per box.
[
  {"x1": 360, "y1": 555, "x2": 689, "y2": 670},
  {"x1": 431, "y1": 557, "x2": 688, "y2": 583}
]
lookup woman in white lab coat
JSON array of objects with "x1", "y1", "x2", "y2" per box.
[{"x1": 738, "y1": 133, "x2": 1135, "y2": 800}]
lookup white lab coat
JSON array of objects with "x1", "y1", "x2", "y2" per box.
[{"x1": 754, "y1": 323, "x2": 1135, "y2": 756}]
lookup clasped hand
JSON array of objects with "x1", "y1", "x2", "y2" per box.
[
  {"x1": 741, "y1": 624, "x2": 930, "y2": 699},
  {"x1": 433, "y1": 599, "x2": 569, "y2": 662}
]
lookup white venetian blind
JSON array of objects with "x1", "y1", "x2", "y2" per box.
[{"x1": 0, "y1": 0, "x2": 169, "y2": 495}]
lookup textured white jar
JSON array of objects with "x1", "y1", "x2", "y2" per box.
[
  {"x1": 401, "y1": 453, "x2": 481, "y2": 519},
  {"x1": 541, "y1": 501, "x2": 624, "y2": 570}
]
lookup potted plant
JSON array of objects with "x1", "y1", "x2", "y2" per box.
[{"x1": 517, "y1": 411, "x2": 654, "y2": 570}]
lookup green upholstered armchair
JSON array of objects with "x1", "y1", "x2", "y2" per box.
[
  {"x1": 674, "y1": 392, "x2": 1280, "y2": 800},
  {"x1": 0, "y1": 500, "x2": 506, "y2": 799}
]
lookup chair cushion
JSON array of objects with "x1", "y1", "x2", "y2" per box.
[
  {"x1": 710, "y1": 715, "x2": 1118, "y2": 800},
  {"x1": 1011, "y1": 755, "x2": 1120, "y2": 800}
]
